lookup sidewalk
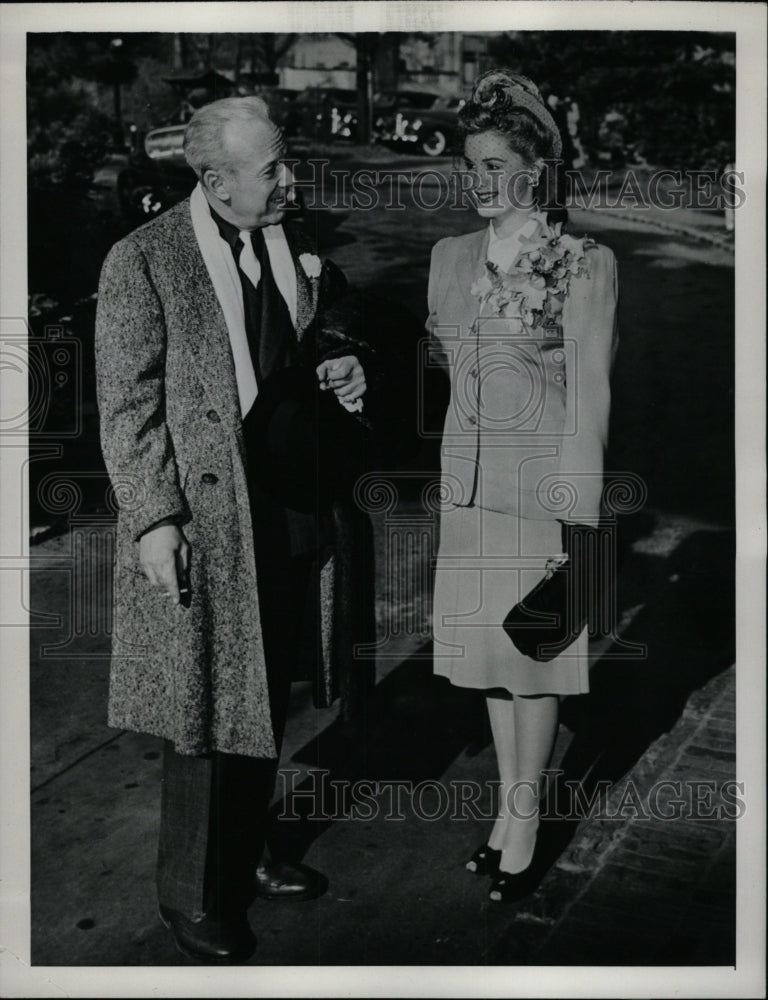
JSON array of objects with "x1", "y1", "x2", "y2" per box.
[
  {"x1": 490, "y1": 665, "x2": 736, "y2": 966},
  {"x1": 27, "y1": 505, "x2": 738, "y2": 968}
]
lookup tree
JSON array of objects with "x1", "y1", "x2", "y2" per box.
[
  {"x1": 374, "y1": 33, "x2": 406, "y2": 93},
  {"x1": 85, "y1": 38, "x2": 138, "y2": 146},
  {"x1": 27, "y1": 34, "x2": 191, "y2": 184},
  {"x1": 27, "y1": 35, "x2": 114, "y2": 187},
  {"x1": 250, "y1": 34, "x2": 298, "y2": 82},
  {"x1": 486, "y1": 31, "x2": 735, "y2": 169},
  {"x1": 337, "y1": 32, "x2": 382, "y2": 145}
]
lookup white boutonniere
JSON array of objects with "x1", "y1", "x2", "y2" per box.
[{"x1": 299, "y1": 253, "x2": 323, "y2": 279}]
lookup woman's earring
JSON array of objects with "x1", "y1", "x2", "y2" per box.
[{"x1": 529, "y1": 174, "x2": 541, "y2": 209}]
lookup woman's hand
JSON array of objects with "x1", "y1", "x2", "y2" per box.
[{"x1": 316, "y1": 355, "x2": 366, "y2": 403}]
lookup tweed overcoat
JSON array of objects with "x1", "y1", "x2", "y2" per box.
[
  {"x1": 95, "y1": 199, "x2": 374, "y2": 759},
  {"x1": 427, "y1": 222, "x2": 618, "y2": 524}
]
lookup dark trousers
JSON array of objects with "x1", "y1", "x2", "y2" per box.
[{"x1": 156, "y1": 485, "x2": 322, "y2": 918}]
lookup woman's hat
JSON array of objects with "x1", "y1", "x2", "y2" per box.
[{"x1": 469, "y1": 70, "x2": 563, "y2": 159}]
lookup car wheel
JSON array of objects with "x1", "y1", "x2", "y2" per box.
[{"x1": 421, "y1": 129, "x2": 447, "y2": 157}]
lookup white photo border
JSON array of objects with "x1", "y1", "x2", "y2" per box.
[{"x1": 1, "y1": 2, "x2": 765, "y2": 997}]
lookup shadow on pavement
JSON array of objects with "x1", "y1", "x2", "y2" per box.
[
  {"x1": 545, "y1": 526, "x2": 735, "y2": 873},
  {"x1": 274, "y1": 525, "x2": 735, "y2": 906},
  {"x1": 562, "y1": 527, "x2": 735, "y2": 778},
  {"x1": 270, "y1": 652, "x2": 491, "y2": 861}
]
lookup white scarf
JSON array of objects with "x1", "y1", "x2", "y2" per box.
[{"x1": 189, "y1": 182, "x2": 298, "y2": 416}]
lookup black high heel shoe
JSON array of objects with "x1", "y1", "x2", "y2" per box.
[
  {"x1": 488, "y1": 862, "x2": 543, "y2": 903},
  {"x1": 488, "y1": 825, "x2": 552, "y2": 903},
  {"x1": 465, "y1": 842, "x2": 502, "y2": 876}
]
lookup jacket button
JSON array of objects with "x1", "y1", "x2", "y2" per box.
[
  {"x1": 470, "y1": 368, "x2": 478, "y2": 378},
  {"x1": 467, "y1": 415, "x2": 477, "y2": 426},
  {"x1": 206, "y1": 409, "x2": 221, "y2": 423},
  {"x1": 201, "y1": 473, "x2": 218, "y2": 485}
]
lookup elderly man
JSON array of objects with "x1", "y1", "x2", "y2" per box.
[{"x1": 95, "y1": 96, "x2": 376, "y2": 964}]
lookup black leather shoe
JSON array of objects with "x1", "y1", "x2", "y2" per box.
[
  {"x1": 158, "y1": 905, "x2": 257, "y2": 964},
  {"x1": 465, "y1": 841, "x2": 502, "y2": 877},
  {"x1": 253, "y1": 859, "x2": 328, "y2": 901}
]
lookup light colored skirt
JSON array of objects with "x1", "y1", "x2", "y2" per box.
[{"x1": 432, "y1": 504, "x2": 589, "y2": 696}]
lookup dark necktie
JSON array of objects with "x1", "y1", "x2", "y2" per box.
[
  {"x1": 235, "y1": 229, "x2": 328, "y2": 555},
  {"x1": 235, "y1": 229, "x2": 296, "y2": 385}
]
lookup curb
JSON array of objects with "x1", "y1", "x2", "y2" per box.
[
  {"x1": 579, "y1": 205, "x2": 735, "y2": 252},
  {"x1": 493, "y1": 664, "x2": 736, "y2": 958}
]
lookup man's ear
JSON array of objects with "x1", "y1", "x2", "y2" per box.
[{"x1": 202, "y1": 168, "x2": 231, "y2": 203}]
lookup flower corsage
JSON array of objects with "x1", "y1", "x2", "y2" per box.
[{"x1": 471, "y1": 215, "x2": 596, "y2": 330}]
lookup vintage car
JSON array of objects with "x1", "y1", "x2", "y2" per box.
[
  {"x1": 117, "y1": 123, "x2": 194, "y2": 223},
  {"x1": 117, "y1": 88, "x2": 304, "y2": 223},
  {"x1": 289, "y1": 87, "x2": 360, "y2": 142},
  {"x1": 290, "y1": 88, "x2": 448, "y2": 146},
  {"x1": 115, "y1": 85, "x2": 464, "y2": 224},
  {"x1": 115, "y1": 115, "x2": 343, "y2": 245},
  {"x1": 377, "y1": 93, "x2": 464, "y2": 157}
]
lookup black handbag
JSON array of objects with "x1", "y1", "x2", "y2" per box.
[{"x1": 503, "y1": 521, "x2": 605, "y2": 662}]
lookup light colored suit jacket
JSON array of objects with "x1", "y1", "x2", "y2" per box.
[{"x1": 427, "y1": 222, "x2": 618, "y2": 522}]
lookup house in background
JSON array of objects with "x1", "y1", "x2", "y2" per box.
[
  {"x1": 279, "y1": 35, "x2": 356, "y2": 90},
  {"x1": 277, "y1": 32, "x2": 494, "y2": 95},
  {"x1": 397, "y1": 33, "x2": 494, "y2": 93}
]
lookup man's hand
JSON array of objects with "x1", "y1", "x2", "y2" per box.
[
  {"x1": 316, "y1": 355, "x2": 366, "y2": 403},
  {"x1": 139, "y1": 523, "x2": 190, "y2": 606}
]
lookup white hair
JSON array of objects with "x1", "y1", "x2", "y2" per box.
[{"x1": 183, "y1": 96, "x2": 273, "y2": 178}]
